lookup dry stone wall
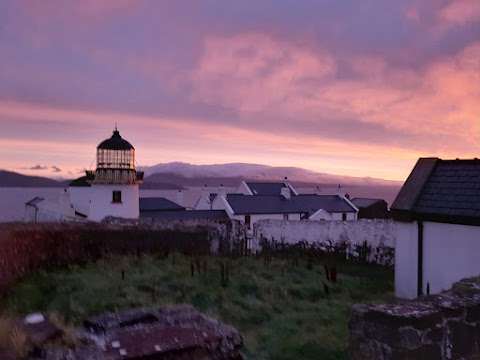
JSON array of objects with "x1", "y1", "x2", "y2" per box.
[
  {"x1": 349, "y1": 277, "x2": 480, "y2": 359},
  {"x1": 253, "y1": 219, "x2": 395, "y2": 265}
]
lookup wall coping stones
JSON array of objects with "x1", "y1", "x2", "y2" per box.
[{"x1": 349, "y1": 277, "x2": 480, "y2": 359}]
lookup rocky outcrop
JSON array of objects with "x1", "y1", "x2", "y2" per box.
[{"x1": 349, "y1": 277, "x2": 480, "y2": 359}]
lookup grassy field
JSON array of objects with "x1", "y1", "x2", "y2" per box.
[{"x1": 1, "y1": 253, "x2": 394, "y2": 360}]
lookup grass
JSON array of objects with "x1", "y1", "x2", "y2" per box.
[{"x1": 1, "y1": 253, "x2": 394, "y2": 359}]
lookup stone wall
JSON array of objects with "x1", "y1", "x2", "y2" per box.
[
  {"x1": 104, "y1": 217, "x2": 247, "y2": 255},
  {"x1": 253, "y1": 219, "x2": 395, "y2": 265},
  {"x1": 349, "y1": 277, "x2": 480, "y2": 359},
  {"x1": 0, "y1": 220, "x2": 245, "y2": 297}
]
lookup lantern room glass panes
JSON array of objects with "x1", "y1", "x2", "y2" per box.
[{"x1": 97, "y1": 149, "x2": 135, "y2": 169}]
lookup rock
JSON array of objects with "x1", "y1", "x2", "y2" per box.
[{"x1": 23, "y1": 305, "x2": 243, "y2": 360}]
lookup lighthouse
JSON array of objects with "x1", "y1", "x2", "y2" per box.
[{"x1": 86, "y1": 127, "x2": 143, "y2": 221}]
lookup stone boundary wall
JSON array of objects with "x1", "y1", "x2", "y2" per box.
[
  {"x1": 104, "y1": 217, "x2": 247, "y2": 254},
  {"x1": 349, "y1": 277, "x2": 480, "y2": 359},
  {"x1": 0, "y1": 220, "x2": 245, "y2": 297},
  {"x1": 253, "y1": 219, "x2": 395, "y2": 265}
]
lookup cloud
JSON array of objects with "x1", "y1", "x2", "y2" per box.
[
  {"x1": 181, "y1": 33, "x2": 479, "y2": 155},
  {"x1": 404, "y1": 6, "x2": 420, "y2": 23},
  {"x1": 21, "y1": 164, "x2": 48, "y2": 170},
  {"x1": 51, "y1": 166, "x2": 62, "y2": 173},
  {"x1": 436, "y1": 0, "x2": 480, "y2": 29},
  {"x1": 1, "y1": 1, "x2": 478, "y2": 181}
]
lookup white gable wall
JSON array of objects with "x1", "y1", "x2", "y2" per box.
[
  {"x1": 395, "y1": 221, "x2": 419, "y2": 299},
  {"x1": 235, "y1": 181, "x2": 253, "y2": 195},
  {"x1": 194, "y1": 194, "x2": 212, "y2": 210}
]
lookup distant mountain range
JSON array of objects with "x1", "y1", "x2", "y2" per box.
[
  {"x1": 140, "y1": 162, "x2": 403, "y2": 205},
  {"x1": 140, "y1": 162, "x2": 401, "y2": 187},
  {"x1": 0, "y1": 170, "x2": 63, "y2": 188},
  {"x1": 1, "y1": 162, "x2": 403, "y2": 205}
]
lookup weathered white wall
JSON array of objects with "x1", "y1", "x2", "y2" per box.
[
  {"x1": 254, "y1": 219, "x2": 395, "y2": 264},
  {"x1": 394, "y1": 221, "x2": 418, "y2": 299},
  {"x1": 331, "y1": 212, "x2": 357, "y2": 221},
  {"x1": 423, "y1": 222, "x2": 480, "y2": 295},
  {"x1": 395, "y1": 221, "x2": 480, "y2": 299},
  {"x1": 235, "y1": 181, "x2": 252, "y2": 195},
  {"x1": 89, "y1": 184, "x2": 139, "y2": 221},
  {"x1": 194, "y1": 194, "x2": 211, "y2": 210},
  {"x1": 68, "y1": 187, "x2": 91, "y2": 217}
]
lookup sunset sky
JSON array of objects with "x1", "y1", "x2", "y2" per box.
[{"x1": 0, "y1": 1, "x2": 479, "y2": 181}]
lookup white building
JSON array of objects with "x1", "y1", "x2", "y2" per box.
[
  {"x1": 24, "y1": 189, "x2": 75, "y2": 222},
  {"x1": 392, "y1": 157, "x2": 480, "y2": 299},
  {"x1": 202, "y1": 181, "x2": 358, "y2": 234},
  {"x1": 78, "y1": 128, "x2": 144, "y2": 222}
]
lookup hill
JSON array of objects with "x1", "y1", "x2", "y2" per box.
[
  {"x1": 1, "y1": 163, "x2": 403, "y2": 205},
  {"x1": 0, "y1": 170, "x2": 63, "y2": 187},
  {"x1": 141, "y1": 162, "x2": 403, "y2": 205}
]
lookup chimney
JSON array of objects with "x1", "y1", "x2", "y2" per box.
[
  {"x1": 281, "y1": 185, "x2": 291, "y2": 200},
  {"x1": 202, "y1": 184, "x2": 209, "y2": 195},
  {"x1": 219, "y1": 184, "x2": 227, "y2": 197},
  {"x1": 176, "y1": 190, "x2": 184, "y2": 207},
  {"x1": 335, "y1": 184, "x2": 346, "y2": 197}
]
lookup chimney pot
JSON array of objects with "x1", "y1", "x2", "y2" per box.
[{"x1": 281, "y1": 186, "x2": 291, "y2": 200}]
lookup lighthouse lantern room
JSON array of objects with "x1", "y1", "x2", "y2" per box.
[{"x1": 86, "y1": 127, "x2": 143, "y2": 221}]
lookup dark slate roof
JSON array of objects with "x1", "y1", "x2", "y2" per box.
[
  {"x1": 225, "y1": 194, "x2": 356, "y2": 215},
  {"x1": 351, "y1": 198, "x2": 385, "y2": 208},
  {"x1": 139, "y1": 210, "x2": 229, "y2": 220},
  {"x1": 139, "y1": 197, "x2": 185, "y2": 212},
  {"x1": 392, "y1": 158, "x2": 480, "y2": 225},
  {"x1": 98, "y1": 129, "x2": 134, "y2": 150},
  {"x1": 69, "y1": 176, "x2": 91, "y2": 187},
  {"x1": 245, "y1": 182, "x2": 296, "y2": 196}
]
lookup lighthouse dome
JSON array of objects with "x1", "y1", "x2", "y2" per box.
[{"x1": 98, "y1": 129, "x2": 134, "y2": 150}]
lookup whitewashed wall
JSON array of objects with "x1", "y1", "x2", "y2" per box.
[
  {"x1": 395, "y1": 221, "x2": 480, "y2": 299},
  {"x1": 253, "y1": 219, "x2": 395, "y2": 264},
  {"x1": 424, "y1": 222, "x2": 480, "y2": 296},
  {"x1": 331, "y1": 212, "x2": 357, "y2": 221},
  {"x1": 89, "y1": 184, "x2": 139, "y2": 221},
  {"x1": 394, "y1": 221, "x2": 418, "y2": 299},
  {"x1": 68, "y1": 187, "x2": 91, "y2": 216}
]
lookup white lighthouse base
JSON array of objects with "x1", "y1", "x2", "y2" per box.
[{"x1": 89, "y1": 184, "x2": 139, "y2": 222}]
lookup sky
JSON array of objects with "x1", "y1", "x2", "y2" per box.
[{"x1": 0, "y1": 1, "x2": 479, "y2": 181}]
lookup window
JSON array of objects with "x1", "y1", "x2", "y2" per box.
[
  {"x1": 245, "y1": 215, "x2": 251, "y2": 229},
  {"x1": 342, "y1": 213, "x2": 347, "y2": 221},
  {"x1": 283, "y1": 214, "x2": 289, "y2": 221},
  {"x1": 112, "y1": 190, "x2": 122, "y2": 204}
]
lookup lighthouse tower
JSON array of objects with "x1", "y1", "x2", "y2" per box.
[{"x1": 86, "y1": 127, "x2": 143, "y2": 221}]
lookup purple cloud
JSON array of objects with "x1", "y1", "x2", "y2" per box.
[
  {"x1": 1, "y1": 0, "x2": 478, "y2": 181},
  {"x1": 20, "y1": 165, "x2": 48, "y2": 171}
]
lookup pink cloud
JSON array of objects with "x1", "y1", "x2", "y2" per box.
[
  {"x1": 182, "y1": 33, "x2": 479, "y2": 156},
  {"x1": 404, "y1": 6, "x2": 421, "y2": 23},
  {"x1": 188, "y1": 33, "x2": 336, "y2": 113},
  {"x1": 437, "y1": 0, "x2": 480, "y2": 29}
]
